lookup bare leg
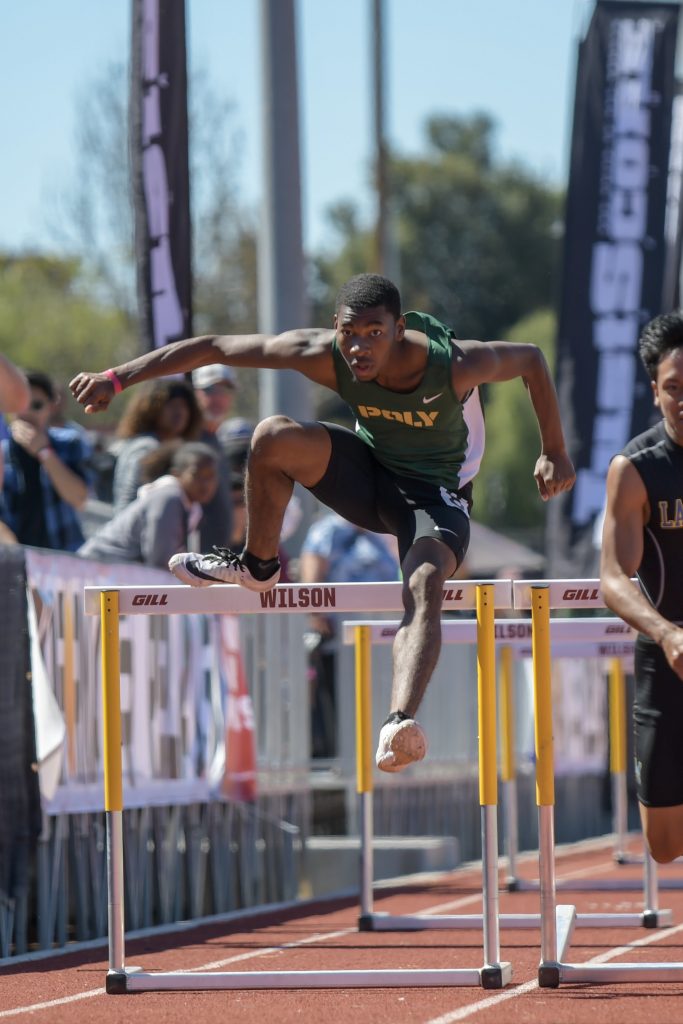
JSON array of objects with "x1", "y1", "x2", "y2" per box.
[
  {"x1": 389, "y1": 537, "x2": 458, "y2": 714},
  {"x1": 244, "y1": 416, "x2": 332, "y2": 559},
  {"x1": 639, "y1": 802, "x2": 683, "y2": 863},
  {"x1": 376, "y1": 537, "x2": 458, "y2": 772}
]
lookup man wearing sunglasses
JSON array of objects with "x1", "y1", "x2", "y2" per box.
[{"x1": 0, "y1": 370, "x2": 90, "y2": 551}]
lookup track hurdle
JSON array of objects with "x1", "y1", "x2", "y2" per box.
[
  {"x1": 497, "y1": 622, "x2": 639, "y2": 891},
  {"x1": 515, "y1": 583, "x2": 681, "y2": 987},
  {"x1": 342, "y1": 614, "x2": 663, "y2": 931},
  {"x1": 84, "y1": 579, "x2": 513, "y2": 993},
  {"x1": 511, "y1": 581, "x2": 669, "y2": 920}
]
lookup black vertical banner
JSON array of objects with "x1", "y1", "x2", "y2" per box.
[
  {"x1": 549, "y1": 2, "x2": 681, "y2": 576},
  {"x1": 130, "y1": 0, "x2": 192, "y2": 350}
]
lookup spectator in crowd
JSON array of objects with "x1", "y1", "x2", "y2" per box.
[
  {"x1": 78, "y1": 441, "x2": 218, "y2": 569},
  {"x1": 218, "y1": 416, "x2": 256, "y2": 474},
  {"x1": 0, "y1": 354, "x2": 30, "y2": 543},
  {"x1": 299, "y1": 511, "x2": 400, "y2": 757},
  {"x1": 0, "y1": 370, "x2": 90, "y2": 551},
  {"x1": 0, "y1": 354, "x2": 30, "y2": 423},
  {"x1": 192, "y1": 363, "x2": 237, "y2": 433},
  {"x1": 191, "y1": 364, "x2": 237, "y2": 551},
  {"x1": 229, "y1": 472, "x2": 248, "y2": 551},
  {"x1": 112, "y1": 379, "x2": 202, "y2": 512}
]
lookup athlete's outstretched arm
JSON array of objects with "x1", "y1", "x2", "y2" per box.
[
  {"x1": 600, "y1": 455, "x2": 683, "y2": 679},
  {"x1": 69, "y1": 329, "x2": 336, "y2": 413},
  {"x1": 453, "y1": 339, "x2": 575, "y2": 500}
]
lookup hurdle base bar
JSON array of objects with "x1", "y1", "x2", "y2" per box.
[
  {"x1": 548, "y1": 962, "x2": 683, "y2": 985},
  {"x1": 538, "y1": 903, "x2": 683, "y2": 987},
  {"x1": 106, "y1": 965, "x2": 513, "y2": 992},
  {"x1": 356, "y1": 909, "x2": 671, "y2": 931}
]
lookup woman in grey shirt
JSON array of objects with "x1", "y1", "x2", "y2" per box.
[{"x1": 79, "y1": 442, "x2": 218, "y2": 569}]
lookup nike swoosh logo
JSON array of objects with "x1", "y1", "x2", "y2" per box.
[{"x1": 423, "y1": 392, "x2": 443, "y2": 404}]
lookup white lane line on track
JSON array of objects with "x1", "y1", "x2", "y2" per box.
[
  {"x1": 424, "y1": 891, "x2": 683, "y2": 1023},
  {"x1": 0, "y1": 927, "x2": 356, "y2": 1017},
  {"x1": 0, "y1": 989, "x2": 104, "y2": 1019},
  {"x1": 187, "y1": 927, "x2": 354, "y2": 972},
  {"x1": 0, "y1": 851, "x2": 656, "y2": 1018}
]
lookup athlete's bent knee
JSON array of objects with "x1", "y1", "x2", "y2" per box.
[
  {"x1": 646, "y1": 829, "x2": 683, "y2": 864},
  {"x1": 251, "y1": 415, "x2": 296, "y2": 446},
  {"x1": 250, "y1": 415, "x2": 300, "y2": 459},
  {"x1": 403, "y1": 561, "x2": 443, "y2": 611}
]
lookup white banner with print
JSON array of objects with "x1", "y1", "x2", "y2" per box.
[{"x1": 25, "y1": 549, "x2": 256, "y2": 814}]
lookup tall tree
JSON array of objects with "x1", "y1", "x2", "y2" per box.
[
  {"x1": 43, "y1": 62, "x2": 261, "y2": 417},
  {"x1": 0, "y1": 254, "x2": 136, "y2": 427},
  {"x1": 474, "y1": 308, "x2": 557, "y2": 547},
  {"x1": 311, "y1": 113, "x2": 563, "y2": 343}
]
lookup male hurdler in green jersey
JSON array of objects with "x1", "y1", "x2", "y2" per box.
[{"x1": 71, "y1": 273, "x2": 575, "y2": 773}]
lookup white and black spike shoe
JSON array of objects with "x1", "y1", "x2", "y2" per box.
[{"x1": 169, "y1": 546, "x2": 280, "y2": 591}]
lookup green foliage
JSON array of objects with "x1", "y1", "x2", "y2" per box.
[
  {"x1": 309, "y1": 111, "x2": 565, "y2": 547},
  {"x1": 36, "y1": 61, "x2": 261, "y2": 422},
  {"x1": 473, "y1": 309, "x2": 557, "y2": 546},
  {"x1": 311, "y1": 113, "x2": 563, "y2": 343},
  {"x1": 0, "y1": 254, "x2": 136, "y2": 428}
]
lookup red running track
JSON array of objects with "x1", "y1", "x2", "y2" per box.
[{"x1": 3, "y1": 836, "x2": 683, "y2": 1023}]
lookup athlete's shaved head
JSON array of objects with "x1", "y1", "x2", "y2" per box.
[
  {"x1": 335, "y1": 274, "x2": 402, "y2": 320},
  {"x1": 639, "y1": 311, "x2": 683, "y2": 380}
]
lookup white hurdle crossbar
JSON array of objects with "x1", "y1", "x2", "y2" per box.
[
  {"x1": 84, "y1": 579, "x2": 513, "y2": 994},
  {"x1": 342, "y1": 613, "x2": 666, "y2": 933},
  {"x1": 515, "y1": 581, "x2": 680, "y2": 988}
]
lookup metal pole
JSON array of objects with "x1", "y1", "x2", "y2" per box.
[
  {"x1": 101, "y1": 591, "x2": 125, "y2": 974},
  {"x1": 355, "y1": 626, "x2": 374, "y2": 921},
  {"x1": 372, "y1": 0, "x2": 390, "y2": 276},
  {"x1": 476, "y1": 585, "x2": 501, "y2": 967},
  {"x1": 644, "y1": 849, "x2": 659, "y2": 917},
  {"x1": 532, "y1": 587, "x2": 557, "y2": 965},
  {"x1": 499, "y1": 645, "x2": 519, "y2": 886},
  {"x1": 258, "y1": 0, "x2": 311, "y2": 422},
  {"x1": 609, "y1": 658, "x2": 628, "y2": 860}
]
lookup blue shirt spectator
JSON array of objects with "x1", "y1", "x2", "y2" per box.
[
  {"x1": 300, "y1": 512, "x2": 399, "y2": 583},
  {"x1": 0, "y1": 371, "x2": 91, "y2": 552}
]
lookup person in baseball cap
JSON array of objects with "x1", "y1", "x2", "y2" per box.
[
  {"x1": 191, "y1": 364, "x2": 238, "y2": 552},
  {"x1": 191, "y1": 364, "x2": 237, "y2": 391}
]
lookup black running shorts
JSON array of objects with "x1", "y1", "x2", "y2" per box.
[
  {"x1": 307, "y1": 422, "x2": 472, "y2": 566},
  {"x1": 634, "y1": 637, "x2": 683, "y2": 808}
]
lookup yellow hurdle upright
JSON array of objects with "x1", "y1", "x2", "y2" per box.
[
  {"x1": 354, "y1": 624, "x2": 375, "y2": 925},
  {"x1": 498, "y1": 644, "x2": 519, "y2": 888},
  {"x1": 530, "y1": 586, "x2": 559, "y2": 974},
  {"x1": 100, "y1": 591, "x2": 125, "y2": 977},
  {"x1": 475, "y1": 584, "x2": 507, "y2": 978}
]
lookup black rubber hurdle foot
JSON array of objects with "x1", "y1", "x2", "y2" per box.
[
  {"x1": 538, "y1": 963, "x2": 561, "y2": 988},
  {"x1": 106, "y1": 971, "x2": 129, "y2": 995},
  {"x1": 357, "y1": 913, "x2": 374, "y2": 931},
  {"x1": 480, "y1": 966, "x2": 504, "y2": 989}
]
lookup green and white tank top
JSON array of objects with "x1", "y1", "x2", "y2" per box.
[{"x1": 331, "y1": 310, "x2": 485, "y2": 491}]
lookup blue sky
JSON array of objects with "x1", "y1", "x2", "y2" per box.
[{"x1": 0, "y1": 0, "x2": 590, "y2": 256}]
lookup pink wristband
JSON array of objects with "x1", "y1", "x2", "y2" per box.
[{"x1": 104, "y1": 368, "x2": 123, "y2": 394}]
